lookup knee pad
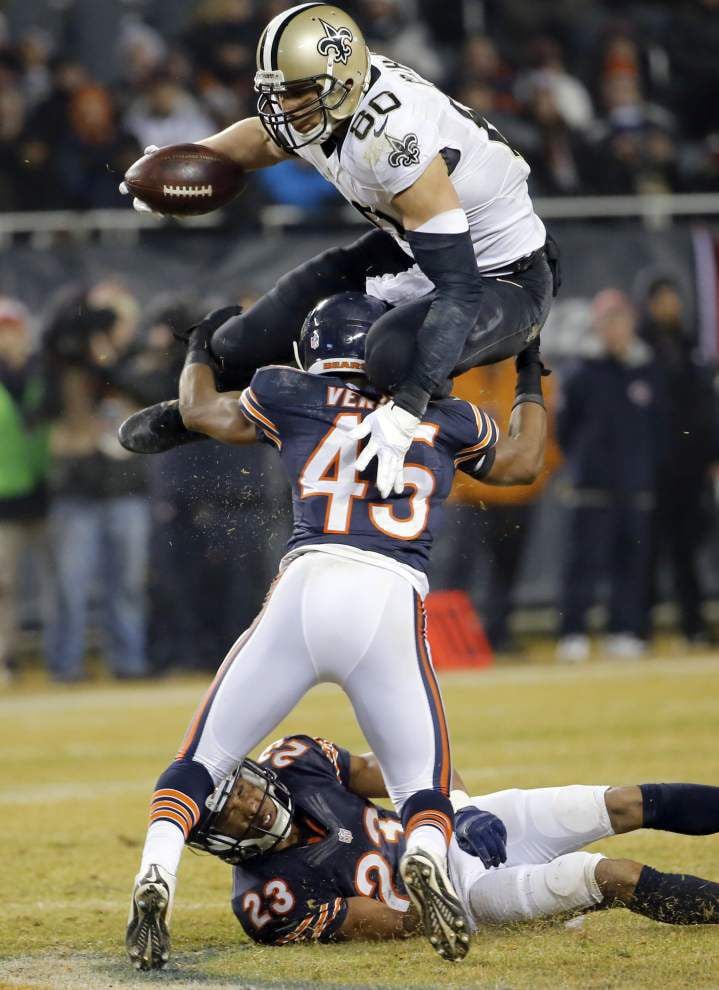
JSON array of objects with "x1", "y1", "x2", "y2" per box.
[
  {"x1": 530, "y1": 785, "x2": 611, "y2": 842},
  {"x1": 529, "y1": 852, "x2": 605, "y2": 917},
  {"x1": 469, "y1": 852, "x2": 604, "y2": 926},
  {"x1": 552, "y1": 785, "x2": 611, "y2": 835}
]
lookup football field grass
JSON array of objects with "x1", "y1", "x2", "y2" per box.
[{"x1": 2, "y1": 653, "x2": 719, "y2": 990}]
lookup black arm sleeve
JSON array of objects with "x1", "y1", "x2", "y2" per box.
[{"x1": 393, "y1": 227, "x2": 483, "y2": 417}]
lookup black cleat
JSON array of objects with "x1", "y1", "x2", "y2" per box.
[
  {"x1": 125, "y1": 864, "x2": 174, "y2": 971},
  {"x1": 400, "y1": 850, "x2": 470, "y2": 962},
  {"x1": 118, "y1": 400, "x2": 205, "y2": 454}
]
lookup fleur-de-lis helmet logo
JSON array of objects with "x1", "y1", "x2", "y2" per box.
[
  {"x1": 316, "y1": 17, "x2": 354, "y2": 65},
  {"x1": 386, "y1": 132, "x2": 421, "y2": 168}
]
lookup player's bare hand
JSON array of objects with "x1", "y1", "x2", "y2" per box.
[
  {"x1": 119, "y1": 146, "x2": 162, "y2": 216},
  {"x1": 351, "y1": 402, "x2": 419, "y2": 499}
]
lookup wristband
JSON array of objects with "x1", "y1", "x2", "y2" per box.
[
  {"x1": 392, "y1": 381, "x2": 431, "y2": 419},
  {"x1": 515, "y1": 359, "x2": 543, "y2": 399},
  {"x1": 184, "y1": 347, "x2": 215, "y2": 368},
  {"x1": 511, "y1": 393, "x2": 545, "y2": 412},
  {"x1": 184, "y1": 342, "x2": 214, "y2": 368},
  {"x1": 450, "y1": 788, "x2": 472, "y2": 812}
]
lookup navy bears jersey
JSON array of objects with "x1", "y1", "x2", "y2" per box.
[
  {"x1": 231, "y1": 735, "x2": 407, "y2": 945},
  {"x1": 239, "y1": 367, "x2": 498, "y2": 573}
]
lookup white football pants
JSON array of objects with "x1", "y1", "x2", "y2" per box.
[
  {"x1": 450, "y1": 785, "x2": 613, "y2": 929},
  {"x1": 177, "y1": 551, "x2": 451, "y2": 810}
]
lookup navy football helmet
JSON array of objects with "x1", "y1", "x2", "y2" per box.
[
  {"x1": 295, "y1": 291, "x2": 389, "y2": 376},
  {"x1": 187, "y1": 758, "x2": 294, "y2": 864}
]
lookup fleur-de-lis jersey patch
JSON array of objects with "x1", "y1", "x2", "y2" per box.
[{"x1": 386, "y1": 132, "x2": 420, "y2": 168}]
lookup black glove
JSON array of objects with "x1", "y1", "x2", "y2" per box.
[
  {"x1": 514, "y1": 336, "x2": 551, "y2": 408},
  {"x1": 454, "y1": 806, "x2": 508, "y2": 869},
  {"x1": 173, "y1": 304, "x2": 243, "y2": 347},
  {"x1": 180, "y1": 305, "x2": 242, "y2": 370}
]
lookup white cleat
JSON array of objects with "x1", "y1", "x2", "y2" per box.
[
  {"x1": 125, "y1": 864, "x2": 175, "y2": 971},
  {"x1": 400, "y1": 849, "x2": 470, "y2": 962}
]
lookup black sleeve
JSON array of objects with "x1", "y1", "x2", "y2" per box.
[{"x1": 393, "y1": 228, "x2": 483, "y2": 417}]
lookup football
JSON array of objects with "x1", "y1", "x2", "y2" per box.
[{"x1": 124, "y1": 143, "x2": 246, "y2": 217}]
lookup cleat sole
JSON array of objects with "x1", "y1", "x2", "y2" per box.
[{"x1": 400, "y1": 852, "x2": 470, "y2": 963}]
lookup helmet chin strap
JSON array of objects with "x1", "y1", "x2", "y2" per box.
[{"x1": 292, "y1": 340, "x2": 304, "y2": 370}]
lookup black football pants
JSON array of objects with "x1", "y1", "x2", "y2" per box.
[{"x1": 210, "y1": 228, "x2": 554, "y2": 393}]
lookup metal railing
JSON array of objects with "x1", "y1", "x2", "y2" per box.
[{"x1": 0, "y1": 192, "x2": 718, "y2": 246}]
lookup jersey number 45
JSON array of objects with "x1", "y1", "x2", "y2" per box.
[{"x1": 300, "y1": 413, "x2": 438, "y2": 540}]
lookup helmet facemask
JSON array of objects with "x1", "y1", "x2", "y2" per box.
[
  {"x1": 188, "y1": 759, "x2": 294, "y2": 864},
  {"x1": 255, "y1": 72, "x2": 353, "y2": 149}
]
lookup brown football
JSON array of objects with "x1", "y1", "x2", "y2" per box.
[{"x1": 124, "y1": 143, "x2": 246, "y2": 216}]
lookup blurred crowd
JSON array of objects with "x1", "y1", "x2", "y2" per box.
[
  {"x1": 0, "y1": 282, "x2": 289, "y2": 683},
  {"x1": 1, "y1": 266, "x2": 718, "y2": 683},
  {"x1": 1, "y1": 0, "x2": 718, "y2": 213}
]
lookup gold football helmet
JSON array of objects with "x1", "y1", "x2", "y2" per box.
[{"x1": 255, "y1": 2, "x2": 370, "y2": 150}]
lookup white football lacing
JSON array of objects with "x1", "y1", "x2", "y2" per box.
[{"x1": 162, "y1": 185, "x2": 213, "y2": 198}]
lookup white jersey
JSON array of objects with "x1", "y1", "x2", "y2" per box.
[{"x1": 295, "y1": 54, "x2": 546, "y2": 302}]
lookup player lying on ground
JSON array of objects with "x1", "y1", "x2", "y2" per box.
[
  {"x1": 175, "y1": 735, "x2": 719, "y2": 948},
  {"x1": 119, "y1": 2, "x2": 560, "y2": 498},
  {"x1": 124, "y1": 290, "x2": 549, "y2": 969}
]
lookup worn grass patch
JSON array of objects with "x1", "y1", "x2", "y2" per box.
[{"x1": 2, "y1": 655, "x2": 719, "y2": 989}]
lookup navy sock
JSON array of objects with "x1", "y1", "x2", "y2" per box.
[
  {"x1": 631, "y1": 866, "x2": 719, "y2": 924},
  {"x1": 401, "y1": 789, "x2": 454, "y2": 843},
  {"x1": 151, "y1": 758, "x2": 215, "y2": 837},
  {"x1": 640, "y1": 783, "x2": 719, "y2": 835}
]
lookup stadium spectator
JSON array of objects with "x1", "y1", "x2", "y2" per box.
[
  {"x1": 665, "y1": 0, "x2": 719, "y2": 142},
  {"x1": 12, "y1": 57, "x2": 93, "y2": 209},
  {"x1": 556, "y1": 289, "x2": 667, "y2": 662},
  {"x1": 458, "y1": 34, "x2": 518, "y2": 115},
  {"x1": 638, "y1": 275, "x2": 719, "y2": 646},
  {"x1": 0, "y1": 1, "x2": 716, "y2": 208},
  {"x1": 117, "y1": 16, "x2": 168, "y2": 90},
  {"x1": 55, "y1": 83, "x2": 141, "y2": 209},
  {"x1": 355, "y1": 0, "x2": 445, "y2": 84},
  {"x1": 182, "y1": 0, "x2": 257, "y2": 123},
  {"x1": 521, "y1": 81, "x2": 597, "y2": 197},
  {"x1": 0, "y1": 297, "x2": 55, "y2": 683},
  {"x1": 15, "y1": 26, "x2": 53, "y2": 110},
  {"x1": 124, "y1": 72, "x2": 215, "y2": 151},
  {"x1": 43, "y1": 281, "x2": 153, "y2": 682},
  {"x1": 0, "y1": 53, "x2": 27, "y2": 209},
  {"x1": 515, "y1": 36, "x2": 595, "y2": 133},
  {"x1": 433, "y1": 361, "x2": 562, "y2": 655}
]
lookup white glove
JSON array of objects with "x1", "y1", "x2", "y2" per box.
[
  {"x1": 119, "y1": 146, "x2": 161, "y2": 215},
  {"x1": 351, "y1": 401, "x2": 420, "y2": 499}
]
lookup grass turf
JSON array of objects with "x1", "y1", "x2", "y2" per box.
[{"x1": 1, "y1": 654, "x2": 718, "y2": 989}]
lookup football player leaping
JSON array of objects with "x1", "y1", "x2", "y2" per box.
[
  {"x1": 177, "y1": 735, "x2": 719, "y2": 947},
  {"x1": 124, "y1": 290, "x2": 549, "y2": 969},
  {"x1": 119, "y1": 2, "x2": 560, "y2": 498}
]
